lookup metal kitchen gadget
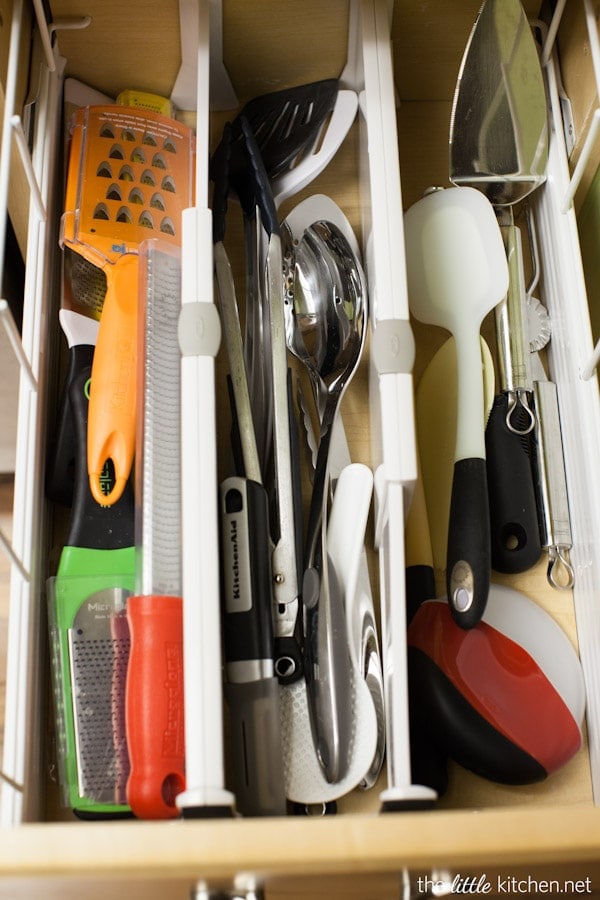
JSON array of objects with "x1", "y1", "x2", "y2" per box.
[
  {"x1": 286, "y1": 216, "x2": 367, "y2": 783},
  {"x1": 450, "y1": 0, "x2": 549, "y2": 575},
  {"x1": 525, "y1": 217, "x2": 574, "y2": 590},
  {"x1": 61, "y1": 104, "x2": 194, "y2": 506},
  {"x1": 280, "y1": 462, "x2": 378, "y2": 807},
  {"x1": 404, "y1": 186, "x2": 508, "y2": 629},
  {"x1": 125, "y1": 242, "x2": 185, "y2": 819},
  {"x1": 283, "y1": 192, "x2": 385, "y2": 793}
]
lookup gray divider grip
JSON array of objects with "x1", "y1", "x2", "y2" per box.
[
  {"x1": 178, "y1": 302, "x2": 222, "y2": 358},
  {"x1": 371, "y1": 319, "x2": 415, "y2": 374}
]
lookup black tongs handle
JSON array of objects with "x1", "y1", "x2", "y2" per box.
[
  {"x1": 210, "y1": 121, "x2": 232, "y2": 245},
  {"x1": 236, "y1": 116, "x2": 280, "y2": 239}
]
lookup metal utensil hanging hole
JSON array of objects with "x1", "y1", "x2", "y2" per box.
[
  {"x1": 506, "y1": 391, "x2": 535, "y2": 435},
  {"x1": 274, "y1": 656, "x2": 295, "y2": 679},
  {"x1": 547, "y1": 546, "x2": 575, "y2": 591}
]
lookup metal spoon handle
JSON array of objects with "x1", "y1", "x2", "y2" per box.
[
  {"x1": 302, "y1": 396, "x2": 354, "y2": 784},
  {"x1": 303, "y1": 394, "x2": 338, "y2": 575}
]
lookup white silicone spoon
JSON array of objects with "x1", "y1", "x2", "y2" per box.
[{"x1": 404, "y1": 186, "x2": 508, "y2": 628}]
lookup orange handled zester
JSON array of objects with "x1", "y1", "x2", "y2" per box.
[{"x1": 61, "y1": 104, "x2": 194, "y2": 506}]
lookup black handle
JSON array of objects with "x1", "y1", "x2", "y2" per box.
[
  {"x1": 405, "y1": 563, "x2": 448, "y2": 797},
  {"x1": 46, "y1": 343, "x2": 95, "y2": 507},
  {"x1": 405, "y1": 564, "x2": 436, "y2": 626},
  {"x1": 237, "y1": 116, "x2": 280, "y2": 238},
  {"x1": 66, "y1": 354, "x2": 134, "y2": 550},
  {"x1": 220, "y1": 476, "x2": 274, "y2": 672},
  {"x1": 210, "y1": 122, "x2": 232, "y2": 246},
  {"x1": 485, "y1": 393, "x2": 542, "y2": 574},
  {"x1": 446, "y1": 457, "x2": 490, "y2": 629}
]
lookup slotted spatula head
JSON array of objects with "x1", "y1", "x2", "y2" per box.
[
  {"x1": 61, "y1": 105, "x2": 194, "y2": 506},
  {"x1": 449, "y1": 0, "x2": 548, "y2": 205},
  {"x1": 231, "y1": 78, "x2": 339, "y2": 180}
]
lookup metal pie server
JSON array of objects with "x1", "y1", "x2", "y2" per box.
[{"x1": 450, "y1": 0, "x2": 548, "y2": 576}]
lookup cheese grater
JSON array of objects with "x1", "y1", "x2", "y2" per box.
[
  {"x1": 125, "y1": 242, "x2": 185, "y2": 819},
  {"x1": 67, "y1": 587, "x2": 130, "y2": 805},
  {"x1": 49, "y1": 338, "x2": 136, "y2": 817},
  {"x1": 61, "y1": 104, "x2": 194, "y2": 507}
]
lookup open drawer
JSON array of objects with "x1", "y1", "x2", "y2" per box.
[{"x1": 0, "y1": 0, "x2": 600, "y2": 897}]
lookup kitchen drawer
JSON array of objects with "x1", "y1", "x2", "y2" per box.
[{"x1": 0, "y1": 0, "x2": 600, "y2": 897}]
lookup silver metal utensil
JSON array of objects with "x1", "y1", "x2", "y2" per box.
[
  {"x1": 282, "y1": 194, "x2": 384, "y2": 799},
  {"x1": 288, "y1": 218, "x2": 367, "y2": 783},
  {"x1": 524, "y1": 215, "x2": 575, "y2": 590}
]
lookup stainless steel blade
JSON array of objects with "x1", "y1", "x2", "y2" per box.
[
  {"x1": 449, "y1": 0, "x2": 548, "y2": 204},
  {"x1": 138, "y1": 244, "x2": 183, "y2": 596},
  {"x1": 265, "y1": 230, "x2": 300, "y2": 613},
  {"x1": 450, "y1": 0, "x2": 549, "y2": 431},
  {"x1": 214, "y1": 239, "x2": 262, "y2": 484}
]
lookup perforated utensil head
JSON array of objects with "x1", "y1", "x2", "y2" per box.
[
  {"x1": 61, "y1": 105, "x2": 193, "y2": 507},
  {"x1": 62, "y1": 105, "x2": 194, "y2": 262},
  {"x1": 230, "y1": 79, "x2": 339, "y2": 181},
  {"x1": 68, "y1": 586, "x2": 131, "y2": 805}
]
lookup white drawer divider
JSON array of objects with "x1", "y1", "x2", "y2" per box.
[
  {"x1": 0, "y1": 0, "x2": 65, "y2": 822},
  {"x1": 536, "y1": 44, "x2": 600, "y2": 803},
  {"x1": 175, "y1": 0, "x2": 235, "y2": 817},
  {"x1": 360, "y1": 0, "x2": 436, "y2": 810}
]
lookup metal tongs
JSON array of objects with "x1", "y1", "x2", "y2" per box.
[
  {"x1": 211, "y1": 120, "x2": 299, "y2": 815},
  {"x1": 212, "y1": 119, "x2": 304, "y2": 684}
]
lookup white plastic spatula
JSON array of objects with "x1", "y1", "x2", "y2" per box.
[{"x1": 404, "y1": 186, "x2": 508, "y2": 628}]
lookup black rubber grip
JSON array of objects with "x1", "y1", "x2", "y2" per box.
[
  {"x1": 485, "y1": 394, "x2": 542, "y2": 574},
  {"x1": 210, "y1": 122, "x2": 232, "y2": 245},
  {"x1": 405, "y1": 564, "x2": 436, "y2": 625},
  {"x1": 66, "y1": 356, "x2": 134, "y2": 550},
  {"x1": 221, "y1": 477, "x2": 274, "y2": 667},
  {"x1": 405, "y1": 563, "x2": 447, "y2": 796},
  {"x1": 46, "y1": 343, "x2": 95, "y2": 507},
  {"x1": 239, "y1": 115, "x2": 280, "y2": 238},
  {"x1": 446, "y1": 457, "x2": 490, "y2": 629}
]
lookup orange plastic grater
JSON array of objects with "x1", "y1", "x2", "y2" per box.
[{"x1": 61, "y1": 105, "x2": 194, "y2": 506}]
